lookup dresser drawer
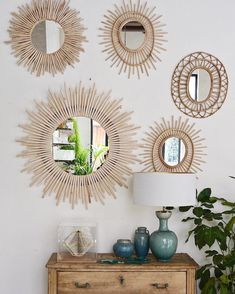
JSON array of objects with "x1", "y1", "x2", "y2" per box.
[{"x1": 58, "y1": 271, "x2": 186, "y2": 294}]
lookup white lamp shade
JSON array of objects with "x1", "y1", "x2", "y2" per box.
[{"x1": 133, "y1": 172, "x2": 196, "y2": 207}]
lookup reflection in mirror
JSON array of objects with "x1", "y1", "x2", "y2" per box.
[
  {"x1": 120, "y1": 21, "x2": 145, "y2": 50},
  {"x1": 189, "y1": 68, "x2": 211, "y2": 101},
  {"x1": 31, "y1": 20, "x2": 65, "y2": 54},
  {"x1": 162, "y1": 137, "x2": 185, "y2": 166},
  {"x1": 52, "y1": 118, "x2": 109, "y2": 175}
]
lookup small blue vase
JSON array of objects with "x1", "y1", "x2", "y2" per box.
[
  {"x1": 150, "y1": 211, "x2": 178, "y2": 262},
  {"x1": 113, "y1": 239, "x2": 134, "y2": 258},
  {"x1": 134, "y1": 227, "x2": 149, "y2": 259}
]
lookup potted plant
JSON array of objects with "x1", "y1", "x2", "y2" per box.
[{"x1": 179, "y1": 188, "x2": 235, "y2": 294}]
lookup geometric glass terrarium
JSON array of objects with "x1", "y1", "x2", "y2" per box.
[{"x1": 57, "y1": 219, "x2": 97, "y2": 262}]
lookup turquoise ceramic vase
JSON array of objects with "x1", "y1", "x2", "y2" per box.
[
  {"x1": 134, "y1": 227, "x2": 149, "y2": 259},
  {"x1": 150, "y1": 211, "x2": 178, "y2": 262}
]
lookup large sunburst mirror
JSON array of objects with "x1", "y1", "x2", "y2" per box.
[
  {"x1": 99, "y1": 0, "x2": 167, "y2": 78},
  {"x1": 17, "y1": 84, "x2": 139, "y2": 208},
  {"x1": 7, "y1": 0, "x2": 86, "y2": 76},
  {"x1": 142, "y1": 117, "x2": 206, "y2": 173},
  {"x1": 171, "y1": 52, "x2": 228, "y2": 118}
]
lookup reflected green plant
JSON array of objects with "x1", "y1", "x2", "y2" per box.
[{"x1": 60, "y1": 118, "x2": 108, "y2": 175}]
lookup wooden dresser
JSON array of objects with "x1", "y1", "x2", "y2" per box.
[{"x1": 46, "y1": 253, "x2": 198, "y2": 294}]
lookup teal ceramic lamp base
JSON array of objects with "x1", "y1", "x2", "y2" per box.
[{"x1": 150, "y1": 211, "x2": 178, "y2": 262}]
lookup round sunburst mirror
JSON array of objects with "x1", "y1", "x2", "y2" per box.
[
  {"x1": 99, "y1": 0, "x2": 167, "y2": 78},
  {"x1": 17, "y1": 84, "x2": 139, "y2": 208},
  {"x1": 171, "y1": 52, "x2": 228, "y2": 118},
  {"x1": 7, "y1": 0, "x2": 86, "y2": 76},
  {"x1": 142, "y1": 117, "x2": 206, "y2": 173}
]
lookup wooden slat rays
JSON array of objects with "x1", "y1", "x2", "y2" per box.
[
  {"x1": 171, "y1": 52, "x2": 228, "y2": 118},
  {"x1": 17, "y1": 84, "x2": 139, "y2": 209},
  {"x1": 99, "y1": 0, "x2": 167, "y2": 79},
  {"x1": 141, "y1": 116, "x2": 206, "y2": 173},
  {"x1": 7, "y1": 0, "x2": 86, "y2": 76}
]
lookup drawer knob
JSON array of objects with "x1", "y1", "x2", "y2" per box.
[
  {"x1": 119, "y1": 275, "x2": 125, "y2": 285},
  {"x1": 151, "y1": 283, "x2": 169, "y2": 289},
  {"x1": 74, "y1": 282, "x2": 91, "y2": 289}
]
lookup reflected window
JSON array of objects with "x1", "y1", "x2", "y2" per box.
[
  {"x1": 162, "y1": 137, "x2": 185, "y2": 166},
  {"x1": 120, "y1": 21, "x2": 145, "y2": 50},
  {"x1": 189, "y1": 73, "x2": 198, "y2": 101}
]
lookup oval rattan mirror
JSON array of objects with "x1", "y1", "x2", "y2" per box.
[
  {"x1": 17, "y1": 84, "x2": 138, "y2": 208},
  {"x1": 7, "y1": 0, "x2": 86, "y2": 76},
  {"x1": 171, "y1": 52, "x2": 228, "y2": 118},
  {"x1": 141, "y1": 116, "x2": 206, "y2": 173},
  {"x1": 99, "y1": 0, "x2": 167, "y2": 79}
]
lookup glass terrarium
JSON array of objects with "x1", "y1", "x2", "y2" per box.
[{"x1": 57, "y1": 219, "x2": 97, "y2": 262}]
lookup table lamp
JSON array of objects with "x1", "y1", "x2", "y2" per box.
[{"x1": 133, "y1": 172, "x2": 196, "y2": 262}]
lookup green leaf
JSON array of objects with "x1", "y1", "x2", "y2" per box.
[
  {"x1": 225, "y1": 216, "x2": 235, "y2": 233},
  {"x1": 182, "y1": 217, "x2": 195, "y2": 222},
  {"x1": 205, "y1": 250, "x2": 218, "y2": 257},
  {"x1": 220, "y1": 284, "x2": 231, "y2": 294},
  {"x1": 221, "y1": 200, "x2": 235, "y2": 207},
  {"x1": 197, "y1": 188, "x2": 211, "y2": 202},
  {"x1": 213, "y1": 254, "x2": 223, "y2": 266},
  {"x1": 214, "y1": 267, "x2": 223, "y2": 278},
  {"x1": 199, "y1": 269, "x2": 210, "y2": 289},
  {"x1": 201, "y1": 278, "x2": 216, "y2": 294},
  {"x1": 223, "y1": 253, "x2": 235, "y2": 267},
  {"x1": 196, "y1": 265, "x2": 208, "y2": 280},
  {"x1": 219, "y1": 274, "x2": 231, "y2": 285},
  {"x1": 179, "y1": 206, "x2": 193, "y2": 212},
  {"x1": 201, "y1": 203, "x2": 214, "y2": 208},
  {"x1": 194, "y1": 218, "x2": 202, "y2": 225},
  {"x1": 193, "y1": 207, "x2": 204, "y2": 217}
]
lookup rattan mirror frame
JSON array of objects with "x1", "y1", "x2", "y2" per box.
[
  {"x1": 17, "y1": 84, "x2": 139, "y2": 208},
  {"x1": 171, "y1": 52, "x2": 228, "y2": 118},
  {"x1": 7, "y1": 0, "x2": 86, "y2": 76},
  {"x1": 99, "y1": 0, "x2": 167, "y2": 79},
  {"x1": 142, "y1": 116, "x2": 206, "y2": 173}
]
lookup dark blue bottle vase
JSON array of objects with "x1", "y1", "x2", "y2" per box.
[
  {"x1": 134, "y1": 227, "x2": 150, "y2": 259},
  {"x1": 113, "y1": 239, "x2": 134, "y2": 258}
]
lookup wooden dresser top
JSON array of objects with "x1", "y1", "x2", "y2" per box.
[{"x1": 46, "y1": 253, "x2": 198, "y2": 271}]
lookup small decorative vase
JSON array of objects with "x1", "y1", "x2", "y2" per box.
[
  {"x1": 134, "y1": 227, "x2": 149, "y2": 259},
  {"x1": 113, "y1": 239, "x2": 134, "y2": 258},
  {"x1": 150, "y1": 211, "x2": 178, "y2": 262}
]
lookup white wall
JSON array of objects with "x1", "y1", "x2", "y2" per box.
[{"x1": 0, "y1": 0, "x2": 235, "y2": 293}]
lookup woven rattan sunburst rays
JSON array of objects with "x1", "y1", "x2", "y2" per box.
[
  {"x1": 171, "y1": 52, "x2": 228, "y2": 118},
  {"x1": 7, "y1": 0, "x2": 86, "y2": 76},
  {"x1": 99, "y1": 0, "x2": 167, "y2": 78},
  {"x1": 17, "y1": 84, "x2": 138, "y2": 208},
  {"x1": 142, "y1": 117, "x2": 206, "y2": 173}
]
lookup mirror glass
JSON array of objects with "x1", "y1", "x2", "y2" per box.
[
  {"x1": 120, "y1": 21, "x2": 145, "y2": 50},
  {"x1": 162, "y1": 137, "x2": 186, "y2": 166},
  {"x1": 52, "y1": 117, "x2": 109, "y2": 175},
  {"x1": 31, "y1": 20, "x2": 65, "y2": 54},
  {"x1": 189, "y1": 68, "x2": 211, "y2": 101}
]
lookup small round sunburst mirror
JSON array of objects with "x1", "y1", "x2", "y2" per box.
[
  {"x1": 100, "y1": 0, "x2": 167, "y2": 78},
  {"x1": 142, "y1": 117, "x2": 206, "y2": 173},
  {"x1": 7, "y1": 0, "x2": 86, "y2": 76}
]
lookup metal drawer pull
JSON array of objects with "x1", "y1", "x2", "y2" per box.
[
  {"x1": 119, "y1": 275, "x2": 125, "y2": 285},
  {"x1": 151, "y1": 283, "x2": 169, "y2": 289},
  {"x1": 74, "y1": 282, "x2": 91, "y2": 289}
]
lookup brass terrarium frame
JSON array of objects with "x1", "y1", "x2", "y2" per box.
[
  {"x1": 7, "y1": 0, "x2": 86, "y2": 76},
  {"x1": 142, "y1": 117, "x2": 206, "y2": 173},
  {"x1": 99, "y1": 0, "x2": 167, "y2": 78},
  {"x1": 17, "y1": 84, "x2": 138, "y2": 208},
  {"x1": 171, "y1": 52, "x2": 228, "y2": 118}
]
